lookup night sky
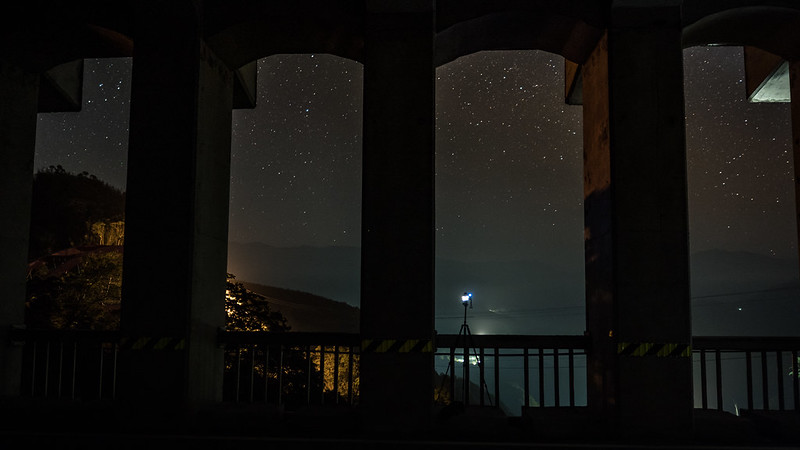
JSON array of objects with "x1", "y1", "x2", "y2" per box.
[{"x1": 33, "y1": 46, "x2": 798, "y2": 335}]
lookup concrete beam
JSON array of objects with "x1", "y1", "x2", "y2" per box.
[
  {"x1": 744, "y1": 46, "x2": 789, "y2": 103},
  {"x1": 565, "y1": 59, "x2": 583, "y2": 105},
  {"x1": 232, "y1": 60, "x2": 257, "y2": 109}
]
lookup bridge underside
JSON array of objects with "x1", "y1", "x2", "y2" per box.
[{"x1": 2, "y1": 0, "x2": 800, "y2": 445}]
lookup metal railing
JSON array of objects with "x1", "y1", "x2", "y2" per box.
[
  {"x1": 433, "y1": 334, "x2": 590, "y2": 412},
  {"x1": 693, "y1": 336, "x2": 800, "y2": 413},
  {"x1": 219, "y1": 331, "x2": 360, "y2": 407},
  {"x1": 11, "y1": 329, "x2": 800, "y2": 416},
  {"x1": 10, "y1": 328, "x2": 119, "y2": 400}
]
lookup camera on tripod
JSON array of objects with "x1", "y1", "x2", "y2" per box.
[{"x1": 461, "y1": 292, "x2": 473, "y2": 309}]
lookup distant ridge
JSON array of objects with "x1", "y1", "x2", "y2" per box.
[
  {"x1": 228, "y1": 241, "x2": 361, "y2": 307},
  {"x1": 228, "y1": 242, "x2": 800, "y2": 336},
  {"x1": 242, "y1": 281, "x2": 359, "y2": 333}
]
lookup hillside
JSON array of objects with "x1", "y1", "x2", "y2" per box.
[
  {"x1": 242, "y1": 281, "x2": 359, "y2": 333},
  {"x1": 228, "y1": 242, "x2": 361, "y2": 307},
  {"x1": 230, "y1": 242, "x2": 800, "y2": 336}
]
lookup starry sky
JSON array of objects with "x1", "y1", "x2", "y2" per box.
[
  {"x1": 683, "y1": 47, "x2": 795, "y2": 260},
  {"x1": 33, "y1": 46, "x2": 798, "y2": 335}
]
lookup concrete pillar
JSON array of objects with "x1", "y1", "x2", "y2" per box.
[
  {"x1": 0, "y1": 61, "x2": 38, "y2": 397},
  {"x1": 790, "y1": 62, "x2": 800, "y2": 278},
  {"x1": 360, "y1": 0, "x2": 435, "y2": 435},
  {"x1": 582, "y1": 2, "x2": 692, "y2": 439},
  {"x1": 118, "y1": 1, "x2": 233, "y2": 426}
]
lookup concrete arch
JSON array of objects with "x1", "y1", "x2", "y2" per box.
[
  {"x1": 0, "y1": 2, "x2": 134, "y2": 72},
  {"x1": 204, "y1": 3, "x2": 364, "y2": 71},
  {"x1": 682, "y1": 4, "x2": 800, "y2": 60},
  {"x1": 0, "y1": 22, "x2": 132, "y2": 73},
  {"x1": 435, "y1": 8, "x2": 605, "y2": 67}
]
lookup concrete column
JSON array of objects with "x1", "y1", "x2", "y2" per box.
[
  {"x1": 0, "y1": 61, "x2": 38, "y2": 397},
  {"x1": 360, "y1": 0, "x2": 435, "y2": 435},
  {"x1": 119, "y1": 1, "x2": 233, "y2": 426},
  {"x1": 582, "y1": 2, "x2": 692, "y2": 439},
  {"x1": 790, "y1": 62, "x2": 800, "y2": 276}
]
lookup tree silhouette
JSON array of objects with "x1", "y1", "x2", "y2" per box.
[
  {"x1": 26, "y1": 249, "x2": 122, "y2": 330},
  {"x1": 225, "y1": 273, "x2": 290, "y2": 332}
]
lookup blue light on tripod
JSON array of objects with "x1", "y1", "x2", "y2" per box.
[{"x1": 461, "y1": 292, "x2": 473, "y2": 309}]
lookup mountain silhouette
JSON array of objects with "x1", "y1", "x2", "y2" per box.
[
  {"x1": 228, "y1": 242, "x2": 361, "y2": 307},
  {"x1": 242, "y1": 281, "x2": 359, "y2": 333}
]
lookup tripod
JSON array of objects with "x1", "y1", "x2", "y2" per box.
[{"x1": 438, "y1": 295, "x2": 493, "y2": 407}]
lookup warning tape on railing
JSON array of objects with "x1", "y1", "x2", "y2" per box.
[
  {"x1": 361, "y1": 338, "x2": 434, "y2": 353},
  {"x1": 617, "y1": 342, "x2": 691, "y2": 357},
  {"x1": 118, "y1": 336, "x2": 186, "y2": 351}
]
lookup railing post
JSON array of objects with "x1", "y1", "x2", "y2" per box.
[
  {"x1": 792, "y1": 350, "x2": 799, "y2": 411},
  {"x1": 249, "y1": 347, "x2": 256, "y2": 403},
  {"x1": 553, "y1": 348, "x2": 560, "y2": 407},
  {"x1": 44, "y1": 341, "x2": 50, "y2": 397},
  {"x1": 334, "y1": 346, "x2": 340, "y2": 404},
  {"x1": 538, "y1": 348, "x2": 545, "y2": 407},
  {"x1": 235, "y1": 347, "x2": 242, "y2": 403},
  {"x1": 761, "y1": 351, "x2": 769, "y2": 410},
  {"x1": 98, "y1": 345, "x2": 105, "y2": 399},
  {"x1": 112, "y1": 344, "x2": 118, "y2": 400},
  {"x1": 700, "y1": 349, "x2": 708, "y2": 409},
  {"x1": 348, "y1": 347, "x2": 354, "y2": 406},
  {"x1": 523, "y1": 348, "x2": 530, "y2": 408},
  {"x1": 715, "y1": 350, "x2": 723, "y2": 411},
  {"x1": 449, "y1": 346, "x2": 456, "y2": 404},
  {"x1": 306, "y1": 346, "x2": 312, "y2": 406},
  {"x1": 70, "y1": 342, "x2": 77, "y2": 400},
  {"x1": 746, "y1": 351, "x2": 753, "y2": 410},
  {"x1": 463, "y1": 344, "x2": 469, "y2": 405},
  {"x1": 777, "y1": 351, "x2": 785, "y2": 411},
  {"x1": 569, "y1": 348, "x2": 575, "y2": 407},
  {"x1": 320, "y1": 345, "x2": 326, "y2": 405},
  {"x1": 264, "y1": 346, "x2": 270, "y2": 404},
  {"x1": 479, "y1": 347, "x2": 485, "y2": 406},
  {"x1": 30, "y1": 342, "x2": 37, "y2": 396},
  {"x1": 494, "y1": 347, "x2": 500, "y2": 407},
  {"x1": 278, "y1": 346, "x2": 284, "y2": 406},
  {"x1": 57, "y1": 341, "x2": 63, "y2": 398}
]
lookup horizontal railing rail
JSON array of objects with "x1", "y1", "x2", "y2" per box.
[{"x1": 692, "y1": 336, "x2": 800, "y2": 413}]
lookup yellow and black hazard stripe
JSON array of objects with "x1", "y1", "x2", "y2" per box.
[
  {"x1": 361, "y1": 338, "x2": 434, "y2": 353},
  {"x1": 617, "y1": 342, "x2": 691, "y2": 357},
  {"x1": 119, "y1": 336, "x2": 186, "y2": 351}
]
